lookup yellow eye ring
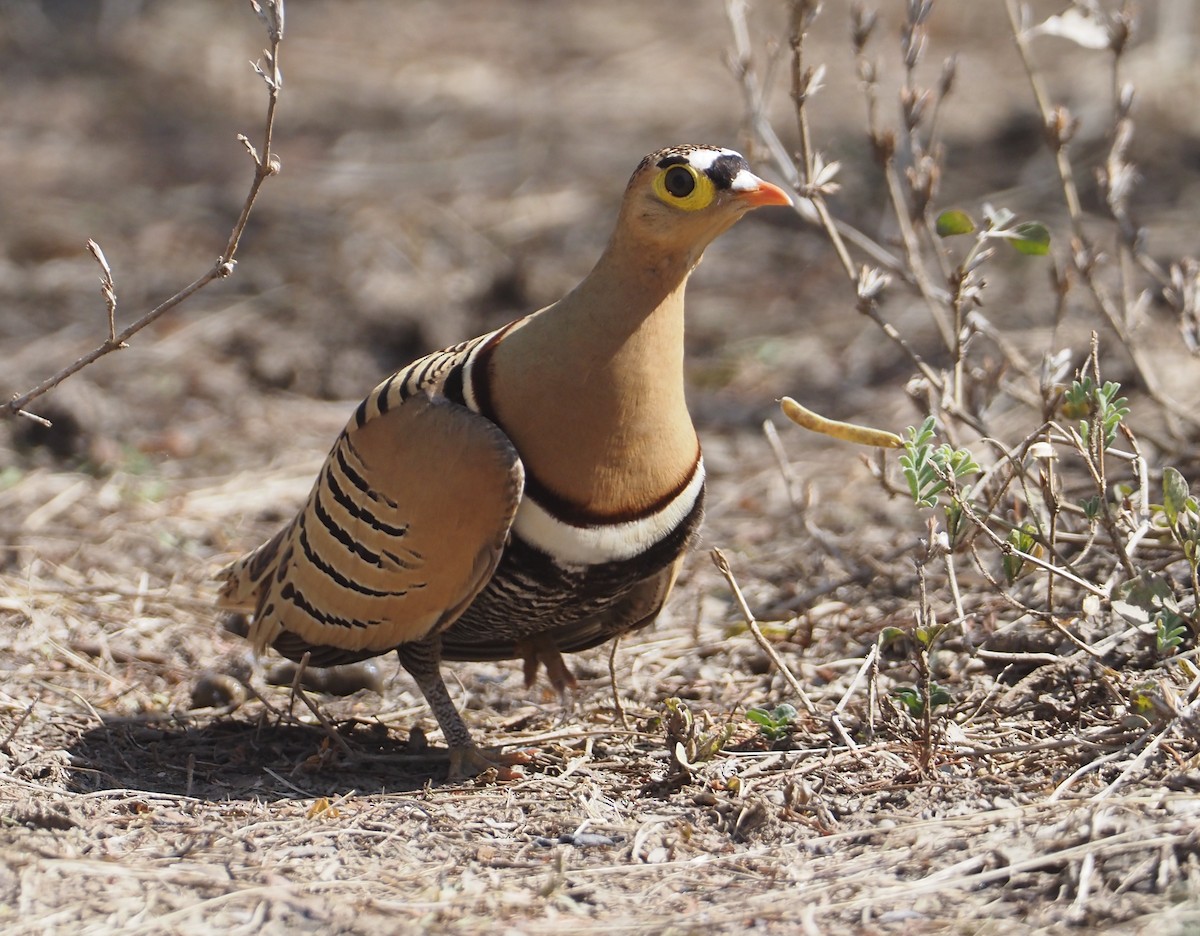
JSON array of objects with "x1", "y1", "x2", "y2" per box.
[{"x1": 652, "y1": 164, "x2": 716, "y2": 212}]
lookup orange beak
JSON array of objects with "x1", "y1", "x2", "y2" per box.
[{"x1": 737, "y1": 176, "x2": 793, "y2": 208}]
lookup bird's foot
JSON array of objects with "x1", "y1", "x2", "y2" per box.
[
  {"x1": 447, "y1": 744, "x2": 535, "y2": 782},
  {"x1": 517, "y1": 635, "x2": 580, "y2": 695}
]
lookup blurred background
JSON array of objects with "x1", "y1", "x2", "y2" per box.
[
  {"x1": 1, "y1": 0, "x2": 1194, "y2": 444},
  {"x1": 1, "y1": 0, "x2": 1197, "y2": 566}
]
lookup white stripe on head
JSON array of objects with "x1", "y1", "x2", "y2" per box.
[{"x1": 684, "y1": 147, "x2": 742, "y2": 172}]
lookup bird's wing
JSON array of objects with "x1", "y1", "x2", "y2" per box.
[{"x1": 217, "y1": 392, "x2": 523, "y2": 656}]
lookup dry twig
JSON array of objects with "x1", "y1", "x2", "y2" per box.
[
  {"x1": 711, "y1": 547, "x2": 816, "y2": 715},
  {"x1": 2, "y1": 0, "x2": 286, "y2": 427}
]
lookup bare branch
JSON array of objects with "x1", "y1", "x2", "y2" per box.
[
  {"x1": 724, "y1": 0, "x2": 913, "y2": 285},
  {"x1": 3, "y1": 0, "x2": 286, "y2": 426},
  {"x1": 1002, "y1": 0, "x2": 1196, "y2": 431}
]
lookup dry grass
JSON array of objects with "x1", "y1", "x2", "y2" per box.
[{"x1": 2, "y1": 1, "x2": 1199, "y2": 933}]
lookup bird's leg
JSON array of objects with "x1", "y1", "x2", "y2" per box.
[
  {"x1": 396, "y1": 636, "x2": 525, "y2": 779},
  {"x1": 516, "y1": 633, "x2": 579, "y2": 726},
  {"x1": 517, "y1": 634, "x2": 579, "y2": 694}
]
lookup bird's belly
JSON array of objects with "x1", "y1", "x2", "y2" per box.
[{"x1": 438, "y1": 482, "x2": 705, "y2": 661}]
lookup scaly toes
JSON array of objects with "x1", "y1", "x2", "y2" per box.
[{"x1": 446, "y1": 745, "x2": 535, "y2": 781}]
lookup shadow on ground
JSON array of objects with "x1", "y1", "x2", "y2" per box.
[{"x1": 67, "y1": 716, "x2": 450, "y2": 799}]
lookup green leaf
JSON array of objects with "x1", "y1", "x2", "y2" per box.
[
  {"x1": 928, "y1": 684, "x2": 953, "y2": 709},
  {"x1": 770, "y1": 703, "x2": 798, "y2": 723},
  {"x1": 1155, "y1": 610, "x2": 1188, "y2": 654},
  {"x1": 747, "y1": 704, "x2": 794, "y2": 741},
  {"x1": 1067, "y1": 377, "x2": 1129, "y2": 449},
  {"x1": 899, "y1": 417, "x2": 981, "y2": 511},
  {"x1": 944, "y1": 500, "x2": 967, "y2": 544},
  {"x1": 936, "y1": 209, "x2": 976, "y2": 237},
  {"x1": 1008, "y1": 221, "x2": 1051, "y2": 255},
  {"x1": 945, "y1": 446, "x2": 982, "y2": 479},
  {"x1": 893, "y1": 684, "x2": 952, "y2": 717},
  {"x1": 1061, "y1": 378, "x2": 1094, "y2": 419},
  {"x1": 1003, "y1": 522, "x2": 1041, "y2": 583},
  {"x1": 1163, "y1": 467, "x2": 1190, "y2": 527},
  {"x1": 893, "y1": 688, "x2": 924, "y2": 717},
  {"x1": 879, "y1": 626, "x2": 908, "y2": 647},
  {"x1": 1112, "y1": 572, "x2": 1178, "y2": 626}
]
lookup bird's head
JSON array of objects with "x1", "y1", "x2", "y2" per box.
[{"x1": 615, "y1": 145, "x2": 792, "y2": 266}]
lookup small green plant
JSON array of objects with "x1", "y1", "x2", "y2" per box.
[
  {"x1": 746, "y1": 703, "x2": 797, "y2": 742},
  {"x1": 1146, "y1": 468, "x2": 1200, "y2": 641},
  {"x1": 1160, "y1": 467, "x2": 1200, "y2": 574},
  {"x1": 893, "y1": 684, "x2": 952, "y2": 718},
  {"x1": 900, "y1": 417, "x2": 982, "y2": 509},
  {"x1": 735, "y1": 0, "x2": 1200, "y2": 801},
  {"x1": 1002, "y1": 522, "x2": 1043, "y2": 583},
  {"x1": 663, "y1": 697, "x2": 733, "y2": 774},
  {"x1": 913, "y1": 622, "x2": 948, "y2": 650},
  {"x1": 1079, "y1": 493, "x2": 1103, "y2": 521},
  {"x1": 1062, "y1": 377, "x2": 1130, "y2": 450},
  {"x1": 1154, "y1": 609, "x2": 1188, "y2": 655},
  {"x1": 1112, "y1": 571, "x2": 1192, "y2": 658}
]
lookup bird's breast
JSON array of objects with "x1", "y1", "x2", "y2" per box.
[{"x1": 511, "y1": 456, "x2": 705, "y2": 568}]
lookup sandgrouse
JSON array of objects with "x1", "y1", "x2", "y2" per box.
[{"x1": 217, "y1": 145, "x2": 792, "y2": 776}]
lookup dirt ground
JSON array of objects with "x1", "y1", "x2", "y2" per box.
[{"x1": 2, "y1": 1, "x2": 1199, "y2": 933}]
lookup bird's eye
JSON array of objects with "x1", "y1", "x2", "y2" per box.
[
  {"x1": 663, "y1": 166, "x2": 696, "y2": 198},
  {"x1": 651, "y1": 160, "x2": 715, "y2": 211}
]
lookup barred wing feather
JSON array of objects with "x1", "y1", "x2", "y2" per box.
[{"x1": 217, "y1": 392, "x2": 523, "y2": 656}]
